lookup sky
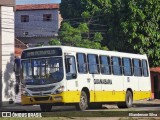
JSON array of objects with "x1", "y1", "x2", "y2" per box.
[{"x1": 16, "y1": 0, "x2": 61, "y2": 5}]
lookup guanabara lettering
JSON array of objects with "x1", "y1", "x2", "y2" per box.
[{"x1": 94, "y1": 79, "x2": 112, "y2": 84}]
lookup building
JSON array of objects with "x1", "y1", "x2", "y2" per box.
[
  {"x1": 15, "y1": 38, "x2": 27, "y2": 57},
  {"x1": 150, "y1": 67, "x2": 160, "y2": 99},
  {"x1": 0, "y1": 0, "x2": 15, "y2": 106},
  {"x1": 15, "y1": 4, "x2": 62, "y2": 47}
]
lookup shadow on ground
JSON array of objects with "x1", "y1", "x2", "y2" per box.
[{"x1": 133, "y1": 103, "x2": 160, "y2": 107}]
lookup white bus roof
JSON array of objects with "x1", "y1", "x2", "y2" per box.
[{"x1": 23, "y1": 45, "x2": 148, "y2": 59}]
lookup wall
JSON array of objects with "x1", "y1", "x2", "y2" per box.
[
  {"x1": 15, "y1": 9, "x2": 59, "y2": 38},
  {"x1": 0, "y1": 6, "x2": 15, "y2": 105},
  {"x1": 17, "y1": 36, "x2": 54, "y2": 46},
  {"x1": 150, "y1": 72, "x2": 160, "y2": 99},
  {"x1": 0, "y1": 0, "x2": 15, "y2": 6},
  {"x1": 0, "y1": 6, "x2": 59, "y2": 105}
]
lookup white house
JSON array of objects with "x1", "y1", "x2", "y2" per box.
[
  {"x1": 15, "y1": 4, "x2": 62, "y2": 47},
  {"x1": 0, "y1": 0, "x2": 15, "y2": 106}
]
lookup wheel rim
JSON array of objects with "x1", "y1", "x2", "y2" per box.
[
  {"x1": 80, "y1": 95, "x2": 87, "y2": 108},
  {"x1": 127, "y1": 94, "x2": 132, "y2": 105}
]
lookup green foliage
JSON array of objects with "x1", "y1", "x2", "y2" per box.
[
  {"x1": 60, "y1": 0, "x2": 160, "y2": 67},
  {"x1": 60, "y1": 0, "x2": 87, "y2": 19},
  {"x1": 119, "y1": 0, "x2": 160, "y2": 67},
  {"x1": 81, "y1": 11, "x2": 91, "y2": 20},
  {"x1": 48, "y1": 39, "x2": 61, "y2": 45},
  {"x1": 49, "y1": 22, "x2": 108, "y2": 50},
  {"x1": 93, "y1": 32, "x2": 103, "y2": 42},
  {"x1": 78, "y1": 23, "x2": 89, "y2": 33},
  {"x1": 59, "y1": 22, "x2": 82, "y2": 46}
]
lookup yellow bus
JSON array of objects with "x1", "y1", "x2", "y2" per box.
[{"x1": 20, "y1": 46, "x2": 151, "y2": 111}]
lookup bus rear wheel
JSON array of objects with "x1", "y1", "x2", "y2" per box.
[
  {"x1": 40, "y1": 104, "x2": 52, "y2": 112},
  {"x1": 117, "y1": 90, "x2": 133, "y2": 108},
  {"x1": 76, "y1": 91, "x2": 88, "y2": 111}
]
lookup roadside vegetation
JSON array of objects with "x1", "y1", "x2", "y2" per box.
[{"x1": 49, "y1": 0, "x2": 160, "y2": 67}]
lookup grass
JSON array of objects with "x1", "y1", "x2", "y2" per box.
[
  {"x1": 0, "y1": 117, "x2": 159, "y2": 120},
  {"x1": 0, "y1": 118, "x2": 64, "y2": 120}
]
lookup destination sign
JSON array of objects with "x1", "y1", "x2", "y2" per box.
[{"x1": 21, "y1": 48, "x2": 62, "y2": 59}]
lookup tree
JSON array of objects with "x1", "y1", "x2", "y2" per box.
[
  {"x1": 60, "y1": 0, "x2": 88, "y2": 19},
  {"x1": 60, "y1": 0, "x2": 160, "y2": 67},
  {"x1": 49, "y1": 22, "x2": 108, "y2": 50},
  {"x1": 48, "y1": 39, "x2": 61, "y2": 46},
  {"x1": 119, "y1": 0, "x2": 160, "y2": 66}
]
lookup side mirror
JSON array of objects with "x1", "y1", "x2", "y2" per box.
[
  {"x1": 14, "y1": 64, "x2": 16, "y2": 72},
  {"x1": 14, "y1": 58, "x2": 21, "y2": 74},
  {"x1": 14, "y1": 63, "x2": 18, "y2": 73}
]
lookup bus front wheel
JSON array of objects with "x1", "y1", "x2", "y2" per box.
[
  {"x1": 117, "y1": 90, "x2": 133, "y2": 108},
  {"x1": 76, "y1": 91, "x2": 88, "y2": 111},
  {"x1": 40, "y1": 104, "x2": 52, "y2": 112}
]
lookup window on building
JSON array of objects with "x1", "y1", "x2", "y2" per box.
[
  {"x1": 43, "y1": 14, "x2": 52, "y2": 21},
  {"x1": 100, "y1": 55, "x2": 111, "y2": 75},
  {"x1": 133, "y1": 59, "x2": 142, "y2": 76},
  {"x1": 122, "y1": 58, "x2": 132, "y2": 76},
  {"x1": 111, "y1": 57, "x2": 122, "y2": 75},
  {"x1": 77, "y1": 53, "x2": 87, "y2": 73},
  {"x1": 88, "y1": 54, "x2": 99, "y2": 74},
  {"x1": 21, "y1": 15, "x2": 29, "y2": 22},
  {"x1": 142, "y1": 60, "x2": 149, "y2": 77}
]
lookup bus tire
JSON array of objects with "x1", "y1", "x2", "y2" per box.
[
  {"x1": 117, "y1": 90, "x2": 133, "y2": 108},
  {"x1": 76, "y1": 91, "x2": 88, "y2": 111},
  {"x1": 40, "y1": 104, "x2": 52, "y2": 112}
]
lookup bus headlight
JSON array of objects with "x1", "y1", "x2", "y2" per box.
[{"x1": 52, "y1": 86, "x2": 64, "y2": 94}]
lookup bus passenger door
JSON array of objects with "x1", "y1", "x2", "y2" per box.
[
  {"x1": 87, "y1": 54, "x2": 101, "y2": 102},
  {"x1": 123, "y1": 58, "x2": 139, "y2": 100},
  {"x1": 76, "y1": 53, "x2": 90, "y2": 101},
  {"x1": 65, "y1": 53, "x2": 79, "y2": 102}
]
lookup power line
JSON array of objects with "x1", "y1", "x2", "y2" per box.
[
  {"x1": 1, "y1": 10, "x2": 105, "y2": 22},
  {"x1": 1, "y1": 11, "x2": 107, "y2": 27},
  {"x1": 1, "y1": 22, "x2": 107, "y2": 33},
  {"x1": 0, "y1": 12, "x2": 109, "y2": 36}
]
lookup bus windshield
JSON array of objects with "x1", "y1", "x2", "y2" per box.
[{"x1": 21, "y1": 57, "x2": 64, "y2": 85}]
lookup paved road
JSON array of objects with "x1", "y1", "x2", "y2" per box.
[
  {"x1": 0, "y1": 100, "x2": 160, "y2": 112},
  {"x1": 1, "y1": 100, "x2": 160, "y2": 119}
]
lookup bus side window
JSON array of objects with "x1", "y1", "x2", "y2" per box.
[
  {"x1": 142, "y1": 59, "x2": 149, "y2": 77},
  {"x1": 133, "y1": 59, "x2": 142, "y2": 76},
  {"x1": 65, "y1": 55, "x2": 77, "y2": 80},
  {"x1": 77, "y1": 53, "x2": 87, "y2": 73},
  {"x1": 87, "y1": 54, "x2": 100, "y2": 74},
  {"x1": 111, "y1": 56, "x2": 122, "y2": 75},
  {"x1": 100, "y1": 55, "x2": 111, "y2": 75},
  {"x1": 122, "y1": 57, "x2": 132, "y2": 76}
]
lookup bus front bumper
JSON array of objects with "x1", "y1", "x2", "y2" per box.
[
  {"x1": 21, "y1": 91, "x2": 81, "y2": 105},
  {"x1": 21, "y1": 94, "x2": 64, "y2": 105}
]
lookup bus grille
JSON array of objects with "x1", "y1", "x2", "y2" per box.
[
  {"x1": 28, "y1": 86, "x2": 55, "y2": 92},
  {"x1": 34, "y1": 97, "x2": 49, "y2": 101},
  {"x1": 32, "y1": 92, "x2": 51, "y2": 96}
]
